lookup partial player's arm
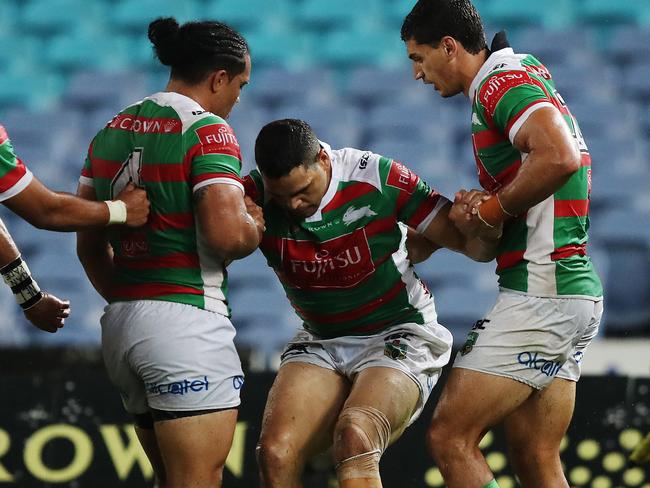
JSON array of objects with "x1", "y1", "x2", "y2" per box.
[
  {"x1": 419, "y1": 196, "x2": 502, "y2": 262},
  {"x1": 406, "y1": 227, "x2": 440, "y2": 264},
  {"x1": 472, "y1": 72, "x2": 581, "y2": 226},
  {"x1": 0, "y1": 218, "x2": 70, "y2": 332},
  {"x1": 4, "y1": 177, "x2": 150, "y2": 231},
  {"x1": 75, "y1": 184, "x2": 115, "y2": 301},
  {"x1": 195, "y1": 183, "x2": 264, "y2": 261}
]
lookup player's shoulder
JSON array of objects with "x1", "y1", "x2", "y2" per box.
[
  {"x1": 145, "y1": 92, "x2": 230, "y2": 135},
  {"x1": 330, "y1": 145, "x2": 385, "y2": 190}
]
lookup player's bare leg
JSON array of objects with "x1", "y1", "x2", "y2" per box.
[
  {"x1": 153, "y1": 409, "x2": 237, "y2": 488},
  {"x1": 333, "y1": 366, "x2": 420, "y2": 488},
  {"x1": 134, "y1": 425, "x2": 167, "y2": 487},
  {"x1": 256, "y1": 362, "x2": 350, "y2": 488},
  {"x1": 504, "y1": 378, "x2": 575, "y2": 488},
  {"x1": 427, "y1": 368, "x2": 532, "y2": 488}
]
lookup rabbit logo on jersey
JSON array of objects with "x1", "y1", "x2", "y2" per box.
[{"x1": 281, "y1": 228, "x2": 374, "y2": 289}]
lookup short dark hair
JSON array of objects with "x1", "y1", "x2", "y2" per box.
[
  {"x1": 255, "y1": 119, "x2": 321, "y2": 179},
  {"x1": 401, "y1": 0, "x2": 487, "y2": 55},
  {"x1": 148, "y1": 17, "x2": 249, "y2": 84}
]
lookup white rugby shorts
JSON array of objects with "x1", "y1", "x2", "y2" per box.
[
  {"x1": 279, "y1": 320, "x2": 453, "y2": 425},
  {"x1": 453, "y1": 291, "x2": 603, "y2": 389},
  {"x1": 101, "y1": 300, "x2": 244, "y2": 414}
]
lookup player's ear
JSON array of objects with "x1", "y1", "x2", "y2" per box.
[{"x1": 210, "y1": 69, "x2": 230, "y2": 93}]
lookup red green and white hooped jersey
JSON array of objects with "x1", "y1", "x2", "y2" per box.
[
  {"x1": 244, "y1": 142, "x2": 449, "y2": 338},
  {"x1": 79, "y1": 92, "x2": 245, "y2": 315},
  {"x1": 0, "y1": 125, "x2": 33, "y2": 202},
  {"x1": 469, "y1": 47, "x2": 603, "y2": 299}
]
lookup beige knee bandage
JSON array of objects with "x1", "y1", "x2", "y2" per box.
[{"x1": 335, "y1": 406, "x2": 392, "y2": 480}]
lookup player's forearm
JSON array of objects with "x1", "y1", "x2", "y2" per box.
[
  {"x1": 497, "y1": 149, "x2": 579, "y2": 216},
  {"x1": 207, "y1": 216, "x2": 261, "y2": 261},
  {"x1": 32, "y1": 191, "x2": 111, "y2": 231},
  {"x1": 406, "y1": 227, "x2": 439, "y2": 264},
  {"x1": 463, "y1": 233, "x2": 500, "y2": 262},
  {"x1": 0, "y1": 219, "x2": 20, "y2": 266}
]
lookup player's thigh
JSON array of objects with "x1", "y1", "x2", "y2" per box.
[
  {"x1": 154, "y1": 409, "x2": 238, "y2": 472},
  {"x1": 134, "y1": 424, "x2": 166, "y2": 480},
  {"x1": 504, "y1": 377, "x2": 576, "y2": 449},
  {"x1": 431, "y1": 367, "x2": 533, "y2": 439},
  {"x1": 344, "y1": 366, "x2": 421, "y2": 443},
  {"x1": 260, "y1": 361, "x2": 351, "y2": 458}
]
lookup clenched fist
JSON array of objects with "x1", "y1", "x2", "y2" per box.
[
  {"x1": 116, "y1": 182, "x2": 150, "y2": 227},
  {"x1": 23, "y1": 292, "x2": 70, "y2": 333}
]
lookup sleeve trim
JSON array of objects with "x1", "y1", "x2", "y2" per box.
[
  {"x1": 507, "y1": 101, "x2": 555, "y2": 144},
  {"x1": 193, "y1": 177, "x2": 245, "y2": 194}
]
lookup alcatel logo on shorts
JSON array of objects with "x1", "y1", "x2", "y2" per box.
[
  {"x1": 517, "y1": 352, "x2": 562, "y2": 378},
  {"x1": 233, "y1": 376, "x2": 245, "y2": 390},
  {"x1": 146, "y1": 376, "x2": 209, "y2": 396}
]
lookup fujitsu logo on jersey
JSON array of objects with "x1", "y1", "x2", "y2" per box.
[
  {"x1": 282, "y1": 229, "x2": 375, "y2": 289},
  {"x1": 200, "y1": 125, "x2": 239, "y2": 147},
  {"x1": 479, "y1": 71, "x2": 528, "y2": 115}
]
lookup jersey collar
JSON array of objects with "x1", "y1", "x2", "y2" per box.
[
  {"x1": 305, "y1": 140, "x2": 339, "y2": 223},
  {"x1": 468, "y1": 47, "x2": 515, "y2": 101}
]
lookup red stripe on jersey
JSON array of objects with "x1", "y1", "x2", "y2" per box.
[
  {"x1": 90, "y1": 157, "x2": 122, "y2": 178},
  {"x1": 0, "y1": 125, "x2": 8, "y2": 144},
  {"x1": 149, "y1": 212, "x2": 194, "y2": 232},
  {"x1": 555, "y1": 199, "x2": 589, "y2": 218},
  {"x1": 580, "y1": 153, "x2": 591, "y2": 167},
  {"x1": 551, "y1": 244, "x2": 586, "y2": 261},
  {"x1": 296, "y1": 280, "x2": 406, "y2": 324},
  {"x1": 0, "y1": 158, "x2": 28, "y2": 193},
  {"x1": 473, "y1": 128, "x2": 508, "y2": 150},
  {"x1": 141, "y1": 163, "x2": 188, "y2": 182},
  {"x1": 243, "y1": 174, "x2": 261, "y2": 202},
  {"x1": 322, "y1": 182, "x2": 376, "y2": 213},
  {"x1": 112, "y1": 282, "x2": 202, "y2": 299},
  {"x1": 261, "y1": 234, "x2": 282, "y2": 255},
  {"x1": 504, "y1": 99, "x2": 551, "y2": 137},
  {"x1": 365, "y1": 216, "x2": 396, "y2": 237},
  {"x1": 115, "y1": 252, "x2": 199, "y2": 270},
  {"x1": 192, "y1": 172, "x2": 243, "y2": 187},
  {"x1": 406, "y1": 191, "x2": 441, "y2": 229},
  {"x1": 496, "y1": 249, "x2": 525, "y2": 272},
  {"x1": 108, "y1": 114, "x2": 182, "y2": 134},
  {"x1": 494, "y1": 159, "x2": 521, "y2": 187}
]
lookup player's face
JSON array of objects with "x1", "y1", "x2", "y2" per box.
[
  {"x1": 211, "y1": 54, "x2": 251, "y2": 119},
  {"x1": 263, "y1": 149, "x2": 331, "y2": 220},
  {"x1": 405, "y1": 39, "x2": 461, "y2": 98}
]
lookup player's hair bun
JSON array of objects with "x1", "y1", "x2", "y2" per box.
[{"x1": 148, "y1": 17, "x2": 182, "y2": 66}]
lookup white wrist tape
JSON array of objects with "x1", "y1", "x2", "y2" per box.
[{"x1": 105, "y1": 200, "x2": 127, "y2": 225}]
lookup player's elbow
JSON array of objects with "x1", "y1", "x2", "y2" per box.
[
  {"x1": 552, "y1": 143, "x2": 581, "y2": 177},
  {"x1": 204, "y1": 227, "x2": 260, "y2": 262}
]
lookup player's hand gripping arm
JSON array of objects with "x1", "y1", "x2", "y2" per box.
[
  {"x1": 472, "y1": 106, "x2": 581, "y2": 227},
  {"x1": 418, "y1": 192, "x2": 502, "y2": 262},
  {"x1": 4, "y1": 177, "x2": 150, "y2": 230},
  {"x1": 0, "y1": 218, "x2": 69, "y2": 332},
  {"x1": 75, "y1": 184, "x2": 115, "y2": 301},
  {"x1": 195, "y1": 185, "x2": 264, "y2": 262}
]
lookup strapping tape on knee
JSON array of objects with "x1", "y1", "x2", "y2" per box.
[{"x1": 334, "y1": 406, "x2": 392, "y2": 480}]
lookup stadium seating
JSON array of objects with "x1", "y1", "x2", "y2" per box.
[{"x1": 1, "y1": 0, "x2": 649, "y2": 349}]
